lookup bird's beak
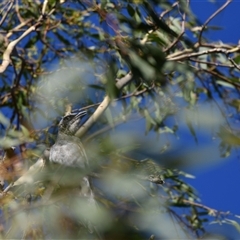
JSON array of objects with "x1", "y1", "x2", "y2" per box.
[
  {"x1": 67, "y1": 110, "x2": 87, "y2": 133},
  {"x1": 73, "y1": 110, "x2": 87, "y2": 120}
]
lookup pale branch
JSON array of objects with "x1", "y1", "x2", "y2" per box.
[
  {"x1": 75, "y1": 72, "x2": 133, "y2": 138},
  {"x1": 0, "y1": 22, "x2": 42, "y2": 73},
  {"x1": 166, "y1": 48, "x2": 193, "y2": 59},
  {"x1": 6, "y1": 19, "x2": 33, "y2": 39},
  {"x1": 140, "y1": 29, "x2": 154, "y2": 45},
  {"x1": 84, "y1": 85, "x2": 155, "y2": 141},
  {"x1": 165, "y1": 196, "x2": 233, "y2": 228},
  {"x1": 42, "y1": 0, "x2": 49, "y2": 15},
  {"x1": 226, "y1": 55, "x2": 240, "y2": 71},
  {"x1": 190, "y1": 58, "x2": 234, "y2": 68},
  {"x1": 160, "y1": 1, "x2": 179, "y2": 19},
  {"x1": 167, "y1": 42, "x2": 234, "y2": 60},
  {"x1": 75, "y1": 95, "x2": 111, "y2": 138},
  {"x1": 167, "y1": 46, "x2": 240, "y2": 62},
  {"x1": 182, "y1": 199, "x2": 230, "y2": 217},
  {"x1": 0, "y1": 0, "x2": 65, "y2": 74}
]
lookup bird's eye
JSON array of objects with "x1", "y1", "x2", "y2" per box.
[{"x1": 64, "y1": 116, "x2": 71, "y2": 121}]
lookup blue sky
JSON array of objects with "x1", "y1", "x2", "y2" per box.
[
  {"x1": 30, "y1": 1, "x2": 240, "y2": 238},
  {"x1": 2, "y1": 1, "x2": 239, "y2": 238},
  {"x1": 183, "y1": 1, "x2": 240, "y2": 238}
]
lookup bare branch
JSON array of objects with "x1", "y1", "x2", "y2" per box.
[
  {"x1": 190, "y1": 58, "x2": 234, "y2": 68},
  {"x1": 160, "y1": 1, "x2": 179, "y2": 19},
  {"x1": 42, "y1": 0, "x2": 48, "y2": 15},
  {"x1": 167, "y1": 46, "x2": 239, "y2": 61},
  {"x1": 198, "y1": 0, "x2": 232, "y2": 46},
  {"x1": 0, "y1": 22, "x2": 42, "y2": 73},
  {"x1": 227, "y1": 57, "x2": 240, "y2": 71},
  {"x1": 202, "y1": 68, "x2": 240, "y2": 89},
  {"x1": 164, "y1": 1, "x2": 187, "y2": 52},
  {"x1": 6, "y1": 18, "x2": 33, "y2": 38},
  {"x1": 76, "y1": 72, "x2": 133, "y2": 137},
  {"x1": 0, "y1": 0, "x2": 14, "y2": 27}
]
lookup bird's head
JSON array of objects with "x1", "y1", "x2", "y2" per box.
[{"x1": 58, "y1": 110, "x2": 87, "y2": 135}]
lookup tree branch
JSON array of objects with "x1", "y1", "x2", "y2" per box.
[
  {"x1": 75, "y1": 72, "x2": 133, "y2": 138},
  {"x1": 167, "y1": 46, "x2": 240, "y2": 61},
  {"x1": 198, "y1": 0, "x2": 232, "y2": 46},
  {"x1": 0, "y1": 0, "x2": 14, "y2": 27},
  {"x1": 0, "y1": 22, "x2": 42, "y2": 73}
]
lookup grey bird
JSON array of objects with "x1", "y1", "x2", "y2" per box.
[
  {"x1": 48, "y1": 110, "x2": 101, "y2": 238},
  {"x1": 49, "y1": 110, "x2": 92, "y2": 189},
  {"x1": 49, "y1": 110, "x2": 88, "y2": 168}
]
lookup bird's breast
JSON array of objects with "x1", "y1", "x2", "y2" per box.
[{"x1": 49, "y1": 141, "x2": 87, "y2": 169}]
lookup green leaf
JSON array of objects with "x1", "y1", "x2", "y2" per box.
[
  {"x1": 186, "y1": 114, "x2": 198, "y2": 143},
  {"x1": 233, "y1": 54, "x2": 240, "y2": 64},
  {"x1": 225, "y1": 219, "x2": 240, "y2": 232},
  {"x1": 145, "y1": 110, "x2": 154, "y2": 134},
  {"x1": 182, "y1": 79, "x2": 196, "y2": 104},
  {"x1": 129, "y1": 51, "x2": 155, "y2": 80},
  {"x1": 105, "y1": 108, "x2": 114, "y2": 128},
  {"x1": 216, "y1": 80, "x2": 235, "y2": 89},
  {"x1": 218, "y1": 126, "x2": 240, "y2": 146},
  {"x1": 0, "y1": 112, "x2": 9, "y2": 126}
]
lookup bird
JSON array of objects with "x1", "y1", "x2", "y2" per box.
[
  {"x1": 49, "y1": 110, "x2": 88, "y2": 168},
  {"x1": 48, "y1": 110, "x2": 102, "y2": 239}
]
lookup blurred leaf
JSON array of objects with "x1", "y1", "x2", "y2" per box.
[
  {"x1": 0, "y1": 112, "x2": 9, "y2": 126},
  {"x1": 182, "y1": 79, "x2": 196, "y2": 104},
  {"x1": 105, "y1": 108, "x2": 114, "y2": 128},
  {"x1": 224, "y1": 219, "x2": 240, "y2": 232},
  {"x1": 218, "y1": 126, "x2": 240, "y2": 146},
  {"x1": 216, "y1": 80, "x2": 235, "y2": 89},
  {"x1": 186, "y1": 114, "x2": 198, "y2": 143},
  {"x1": 179, "y1": 171, "x2": 196, "y2": 179},
  {"x1": 229, "y1": 99, "x2": 240, "y2": 111},
  {"x1": 129, "y1": 50, "x2": 156, "y2": 80}
]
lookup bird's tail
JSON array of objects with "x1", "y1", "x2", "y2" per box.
[{"x1": 80, "y1": 177, "x2": 103, "y2": 240}]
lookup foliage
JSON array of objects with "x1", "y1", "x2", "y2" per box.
[{"x1": 0, "y1": 0, "x2": 239, "y2": 239}]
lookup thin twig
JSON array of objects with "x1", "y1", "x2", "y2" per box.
[
  {"x1": 6, "y1": 18, "x2": 33, "y2": 38},
  {"x1": 75, "y1": 72, "x2": 133, "y2": 138},
  {"x1": 42, "y1": 0, "x2": 48, "y2": 15},
  {"x1": 183, "y1": 199, "x2": 230, "y2": 216},
  {"x1": 160, "y1": 1, "x2": 179, "y2": 19},
  {"x1": 0, "y1": 0, "x2": 14, "y2": 27},
  {"x1": 190, "y1": 58, "x2": 234, "y2": 68},
  {"x1": 0, "y1": 22, "x2": 41, "y2": 73},
  {"x1": 202, "y1": 68, "x2": 240, "y2": 89},
  {"x1": 226, "y1": 54, "x2": 240, "y2": 71},
  {"x1": 198, "y1": 0, "x2": 232, "y2": 46},
  {"x1": 164, "y1": 2, "x2": 186, "y2": 52},
  {"x1": 167, "y1": 47, "x2": 239, "y2": 61}
]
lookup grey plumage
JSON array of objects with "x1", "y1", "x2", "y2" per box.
[
  {"x1": 49, "y1": 110, "x2": 88, "y2": 168},
  {"x1": 48, "y1": 110, "x2": 101, "y2": 238},
  {"x1": 50, "y1": 133, "x2": 87, "y2": 168}
]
